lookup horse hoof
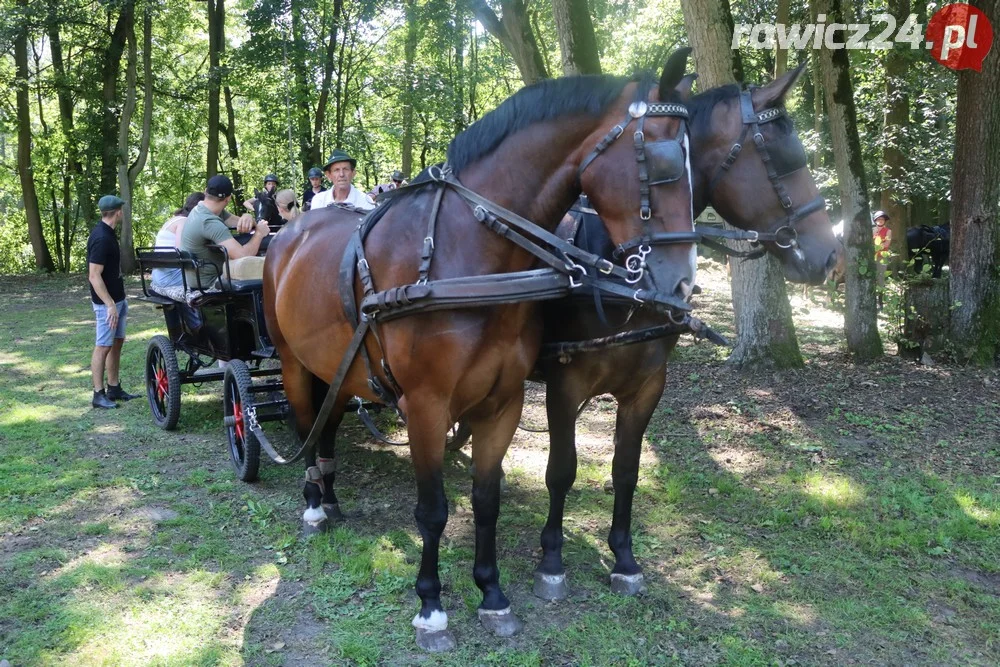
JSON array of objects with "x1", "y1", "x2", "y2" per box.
[
  {"x1": 323, "y1": 503, "x2": 345, "y2": 522},
  {"x1": 610, "y1": 572, "x2": 646, "y2": 596},
  {"x1": 533, "y1": 571, "x2": 569, "y2": 601},
  {"x1": 478, "y1": 606, "x2": 523, "y2": 637},
  {"x1": 302, "y1": 518, "x2": 328, "y2": 536},
  {"x1": 415, "y1": 628, "x2": 457, "y2": 652}
]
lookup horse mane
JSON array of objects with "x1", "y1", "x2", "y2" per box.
[
  {"x1": 688, "y1": 83, "x2": 794, "y2": 135},
  {"x1": 446, "y1": 75, "x2": 632, "y2": 174}
]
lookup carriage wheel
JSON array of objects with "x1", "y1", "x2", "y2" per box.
[
  {"x1": 145, "y1": 335, "x2": 181, "y2": 430},
  {"x1": 223, "y1": 360, "x2": 261, "y2": 483},
  {"x1": 445, "y1": 420, "x2": 472, "y2": 451}
]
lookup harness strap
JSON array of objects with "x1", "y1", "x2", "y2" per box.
[{"x1": 418, "y1": 186, "x2": 446, "y2": 284}]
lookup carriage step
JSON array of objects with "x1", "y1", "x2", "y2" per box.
[{"x1": 251, "y1": 346, "x2": 276, "y2": 358}]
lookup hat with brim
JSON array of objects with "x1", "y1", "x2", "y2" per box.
[
  {"x1": 98, "y1": 195, "x2": 125, "y2": 212},
  {"x1": 323, "y1": 149, "x2": 357, "y2": 170},
  {"x1": 391, "y1": 170, "x2": 405, "y2": 182},
  {"x1": 872, "y1": 210, "x2": 890, "y2": 222}
]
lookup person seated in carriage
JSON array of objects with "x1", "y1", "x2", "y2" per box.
[
  {"x1": 179, "y1": 175, "x2": 270, "y2": 289},
  {"x1": 308, "y1": 150, "x2": 375, "y2": 211},
  {"x1": 275, "y1": 189, "x2": 302, "y2": 224}
]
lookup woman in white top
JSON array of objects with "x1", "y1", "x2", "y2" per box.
[{"x1": 151, "y1": 192, "x2": 205, "y2": 291}]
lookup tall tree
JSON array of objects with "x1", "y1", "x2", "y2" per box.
[
  {"x1": 117, "y1": 0, "x2": 153, "y2": 273},
  {"x1": 470, "y1": 0, "x2": 548, "y2": 84},
  {"x1": 15, "y1": 0, "x2": 55, "y2": 271},
  {"x1": 207, "y1": 0, "x2": 224, "y2": 177},
  {"x1": 680, "y1": 0, "x2": 803, "y2": 369},
  {"x1": 948, "y1": 0, "x2": 1000, "y2": 364},
  {"x1": 813, "y1": 0, "x2": 882, "y2": 359},
  {"x1": 551, "y1": 0, "x2": 601, "y2": 76},
  {"x1": 880, "y1": 0, "x2": 911, "y2": 268},
  {"x1": 774, "y1": 0, "x2": 790, "y2": 77},
  {"x1": 314, "y1": 0, "x2": 344, "y2": 164},
  {"x1": 401, "y1": 0, "x2": 419, "y2": 177},
  {"x1": 290, "y1": 0, "x2": 314, "y2": 178},
  {"x1": 100, "y1": 0, "x2": 134, "y2": 194},
  {"x1": 452, "y1": 0, "x2": 467, "y2": 133}
]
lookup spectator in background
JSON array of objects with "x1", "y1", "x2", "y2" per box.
[
  {"x1": 87, "y1": 195, "x2": 140, "y2": 409},
  {"x1": 369, "y1": 170, "x2": 407, "y2": 198},
  {"x1": 302, "y1": 167, "x2": 326, "y2": 211}
]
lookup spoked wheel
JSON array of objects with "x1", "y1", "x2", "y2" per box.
[
  {"x1": 145, "y1": 335, "x2": 181, "y2": 430},
  {"x1": 223, "y1": 360, "x2": 260, "y2": 482}
]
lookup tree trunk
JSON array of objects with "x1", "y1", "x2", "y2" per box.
[
  {"x1": 290, "y1": 0, "x2": 314, "y2": 178},
  {"x1": 813, "y1": 0, "x2": 882, "y2": 359},
  {"x1": 100, "y1": 0, "x2": 133, "y2": 195},
  {"x1": 15, "y1": 0, "x2": 55, "y2": 272},
  {"x1": 401, "y1": 0, "x2": 418, "y2": 177},
  {"x1": 880, "y1": 0, "x2": 910, "y2": 271},
  {"x1": 551, "y1": 0, "x2": 601, "y2": 76},
  {"x1": 681, "y1": 0, "x2": 801, "y2": 369},
  {"x1": 811, "y1": 52, "x2": 823, "y2": 170},
  {"x1": 452, "y1": 0, "x2": 467, "y2": 134},
  {"x1": 222, "y1": 86, "x2": 244, "y2": 203},
  {"x1": 207, "y1": 0, "x2": 223, "y2": 177},
  {"x1": 470, "y1": 0, "x2": 549, "y2": 84},
  {"x1": 314, "y1": 0, "x2": 343, "y2": 163},
  {"x1": 117, "y1": 4, "x2": 153, "y2": 274},
  {"x1": 948, "y1": 0, "x2": 1000, "y2": 365},
  {"x1": 678, "y1": 0, "x2": 744, "y2": 84},
  {"x1": 774, "y1": 0, "x2": 790, "y2": 77}
]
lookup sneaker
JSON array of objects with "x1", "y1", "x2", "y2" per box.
[
  {"x1": 106, "y1": 384, "x2": 141, "y2": 401},
  {"x1": 92, "y1": 390, "x2": 118, "y2": 409}
]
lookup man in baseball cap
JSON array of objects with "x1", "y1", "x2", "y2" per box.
[
  {"x1": 87, "y1": 194, "x2": 140, "y2": 408},
  {"x1": 302, "y1": 167, "x2": 326, "y2": 212},
  {"x1": 310, "y1": 149, "x2": 374, "y2": 211},
  {"x1": 181, "y1": 175, "x2": 270, "y2": 287}
]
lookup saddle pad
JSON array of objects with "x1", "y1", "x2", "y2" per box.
[{"x1": 225, "y1": 256, "x2": 265, "y2": 281}]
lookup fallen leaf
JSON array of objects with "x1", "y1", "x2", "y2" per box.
[{"x1": 751, "y1": 583, "x2": 765, "y2": 593}]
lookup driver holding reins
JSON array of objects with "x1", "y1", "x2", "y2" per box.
[{"x1": 309, "y1": 150, "x2": 375, "y2": 211}]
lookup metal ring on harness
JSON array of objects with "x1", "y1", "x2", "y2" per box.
[
  {"x1": 625, "y1": 245, "x2": 651, "y2": 285},
  {"x1": 773, "y1": 225, "x2": 798, "y2": 249}
]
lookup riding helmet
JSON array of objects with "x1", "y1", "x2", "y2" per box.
[{"x1": 264, "y1": 173, "x2": 279, "y2": 185}]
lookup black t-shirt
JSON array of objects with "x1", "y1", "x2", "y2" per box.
[
  {"x1": 86, "y1": 221, "x2": 126, "y2": 305},
  {"x1": 302, "y1": 186, "x2": 326, "y2": 211}
]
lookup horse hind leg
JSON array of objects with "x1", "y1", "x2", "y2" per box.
[
  {"x1": 468, "y1": 393, "x2": 526, "y2": 638},
  {"x1": 608, "y1": 371, "x2": 666, "y2": 596}
]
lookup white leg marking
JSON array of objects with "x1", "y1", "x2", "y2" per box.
[
  {"x1": 611, "y1": 573, "x2": 644, "y2": 584},
  {"x1": 412, "y1": 609, "x2": 449, "y2": 631},
  {"x1": 537, "y1": 573, "x2": 566, "y2": 585},
  {"x1": 302, "y1": 506, "x2": 326, "y2": 524}
]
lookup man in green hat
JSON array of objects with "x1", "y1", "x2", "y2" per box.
[
  {"x1": 87, "y1": 195, "x2": 140, "y2": 409},
  {"x1": 310, "y1": 150, "x2": 375, "y2": 211}
]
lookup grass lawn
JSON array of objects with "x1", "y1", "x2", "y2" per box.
[{"x1": 1, "y1": 262, "x2": 998, "y2": 666}]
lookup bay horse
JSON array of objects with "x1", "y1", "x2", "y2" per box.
[
  {"x1": 530, "y1": 64, "x2": 843, "y2": 600},
  {"x1": 263, "y1": 50, "x2": 699, "y2": 651}
]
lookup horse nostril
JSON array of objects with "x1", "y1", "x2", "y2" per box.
[{"x1": 677, "y1": 279, "x2": 694, "y2": 301}]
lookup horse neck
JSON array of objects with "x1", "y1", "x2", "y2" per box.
[{"x1": 456, "y1": 116, "x2": 601, "y2": 235}]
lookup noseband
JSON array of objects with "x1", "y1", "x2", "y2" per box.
[{"x1": 704, "y1": 87, "x2": 826, "y2": 249}]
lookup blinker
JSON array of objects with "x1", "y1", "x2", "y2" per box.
[{"x1": 646, "y1": 138, "x2": 686, "y2": 185}]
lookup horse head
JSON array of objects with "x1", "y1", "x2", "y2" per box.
[{"x1": 689, "y1": 63, "x2": 842, "y2": 285}]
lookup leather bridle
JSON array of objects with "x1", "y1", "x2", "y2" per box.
[{"x1": 703, "y1": 87, "x2": 826, "y2": 251}]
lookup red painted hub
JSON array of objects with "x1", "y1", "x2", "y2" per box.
[
  {"x1": 155, "y1": 368, "x2": 169, "y2": 401},
  {"x1": 233, "y1": 400, "x2": 244, "y2": 441}
]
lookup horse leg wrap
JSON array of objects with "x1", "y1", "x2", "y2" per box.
[
  {"x1": 317, "y1": 457, "x2": 335, "y2": 476},
  {"x1": 305, "y1": 466, "x2": 325, "y2": 494}
]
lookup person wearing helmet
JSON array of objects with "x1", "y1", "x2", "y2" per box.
[
  {"x1": 243, "y1": 174, "x2": 283, "y2": 227},
  {"x1": 302, "y1": 167, "x2": 326, "y2": 212},
  {"x1": 872, "y1": 210, "x2": 891, "y2": 293},
  {"x1": 310, "y1": 150, "x2": 375, "y2": 211}
]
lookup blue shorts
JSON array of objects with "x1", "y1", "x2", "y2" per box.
[{"x1": 93, "y1": 300, "x2": 128, "y2": 347}]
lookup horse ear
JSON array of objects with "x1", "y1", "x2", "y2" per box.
[
  {"x1": 751, "y1": 61, "x2": 807, "y2": 110},
  {"x1": 674, "y1": 73, "x2": 698, "y2": 102},
  {"x1": 657, "y1": 47, "x2": 693, "y2": 101}
]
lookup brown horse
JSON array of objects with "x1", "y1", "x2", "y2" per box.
[
  {"x1": 263, "y1": 50, "x2": 698, "y2": 650},
  {"x1": 531, "y1": 65, "x2": 843, "y2": 601}
]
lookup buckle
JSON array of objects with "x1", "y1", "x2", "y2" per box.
[{"x1": 773, "y1": 226, "x2": 798, "y2": 249}]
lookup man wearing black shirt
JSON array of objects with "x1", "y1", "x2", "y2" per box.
[{"x1": 87, "y1": 195, "x2": 140, "y2": 409}]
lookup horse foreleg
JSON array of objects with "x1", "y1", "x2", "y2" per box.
[
  {"x1": 608, "y1": 369, "x2": 666, "y2": 596},
  {"x1": 407, "y1": 403, "x2": 455, "y2": 652},
  {"x1": 469, "y1": 393, "x2": 525, "y2": 638},
  {"x1": 534, "y1": 375, "x2": 584, "y2": 601}
]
